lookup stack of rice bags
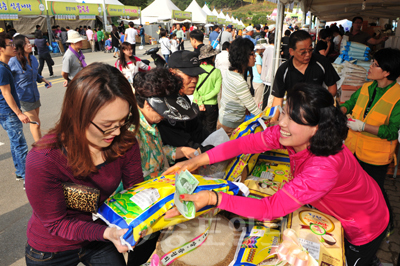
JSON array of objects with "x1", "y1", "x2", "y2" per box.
[
  {"x1": 334, "y1": 36, "x2": 371, "y2": 63},
  {"x1": 338, "y1": 61, "x2": 368, "y2": 87}
]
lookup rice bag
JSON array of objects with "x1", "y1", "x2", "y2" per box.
[
  {"x1": 224, "y1": 107, "x2": 277, "y2": 182},
  {"x1": 94, "y1": 175, "x2": 248, "y2": 249}
]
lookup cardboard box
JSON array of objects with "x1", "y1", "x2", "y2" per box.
[
  {"x1": 339, "y1": 85, "x2": 359, "y2": 103},
  {"x1": 287, "y1": 207, "x2": 345, "y2": 266}
]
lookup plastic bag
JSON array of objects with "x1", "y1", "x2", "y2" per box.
[{"x1": 198, "y1": 128, "x2": 231, "y2": 179}]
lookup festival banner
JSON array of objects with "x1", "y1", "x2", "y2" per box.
[
  {"x1": 172, "y1": 10, "x2": 192, "y2": 20},
  {"x1": 206, "y1": 15, "x2": 217, "y2": 23},
  {"x1": 0, "y1": 0, "x2": 45, "y2": 19},
  {"x1": 217, "y1": 18, "x2": 225, "y2": 24},
  {"x1": 48, "y1": 1, "x2": 78, "y2": 20}
]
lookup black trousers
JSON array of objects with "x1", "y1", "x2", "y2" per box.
[
  {"x1": 38, "y1": 52, "x2": 54, "y2": 76},
  {"x1": 345, "y1": 224, "x2": 387, "y2": 266},
  {"x1": 178, "y1": 38, "x2": 184, "y2": 50},
  {"x1": 127, "y1": 231, "x2": 161, "y2": 266},
  {"x1": 198, "y1": 104, "x2": 218, "y2": 134},
  {"x1": 356, "y1": 157, "x2": 394, "y2": 227},
  {"x1": 131, "y1": 43, "x2": 136, "y2": 55}
]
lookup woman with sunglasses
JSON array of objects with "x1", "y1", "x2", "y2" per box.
[
  {"x1": 341, "y1": 48, "x2": 400, "y2": 241},
  {"x1": 9, "y1": 34, "x2": 51, "y2": 142},
  {"x1": 164, "y1": 83, "x2": 389, "y2": 266},
  {"x1": 217, "y1": 37, "x2": 262, "y2": 136},
  {"x1": 115, "y1": 41, "x2": 150, "y2": 85},
  {"x1": 24, "y1": 63, "x2": 144, "y2": 266}
]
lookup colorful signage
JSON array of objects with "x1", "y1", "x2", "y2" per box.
[
  {"x1": 206, "y1": 15, "x2": 217, "y2": 23},
  {"x1": 48, "y1": 2, "x2": 102, "y2": 20},
  {"x1": 172, "y1": 10, "x2": 192, "y2": 20},
  {"x1": 217, "y1": 18, "x2": 225, "y2": 24},
  {"x1": 0, "y1": 0, "x2": 45, "y2": 19}
]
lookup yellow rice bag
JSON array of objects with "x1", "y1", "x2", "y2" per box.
[{"x1": 95, "y1": 175, "x2": 247, "y2": 249}]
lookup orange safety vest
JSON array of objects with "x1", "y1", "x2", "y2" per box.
[{"x1": 345, "y1": 81, "x2": 400, "y2": 165}]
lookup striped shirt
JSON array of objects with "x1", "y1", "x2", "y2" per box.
[{"x1": 219, "y1": 70, "x2": 262, "y2": 128}]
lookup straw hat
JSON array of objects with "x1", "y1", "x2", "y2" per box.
[{"x1": 66, "y1": 30, "x2": 85, "y2": 43}]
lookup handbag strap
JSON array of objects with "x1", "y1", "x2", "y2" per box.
[
  {"x1": 196, "y1": 67, "x2": 215, "y2": 93},
  {"x1": 161, "y1": 38, "x2": 171, "y2": 53}
]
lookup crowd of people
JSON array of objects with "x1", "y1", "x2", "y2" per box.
[{"x1": 0, "y1": 17, "x2": 399, "y2": 266}]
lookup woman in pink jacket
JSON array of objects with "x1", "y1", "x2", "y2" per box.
[{"x1": 164, "y1": 83, "x2": 389, "y2": 266}]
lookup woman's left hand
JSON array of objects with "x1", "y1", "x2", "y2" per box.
[{"x1": 43, "y1": 79, "x2": 51, "y2": 88}]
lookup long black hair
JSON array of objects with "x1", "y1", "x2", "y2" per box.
[
  {"x1": 286, "y1": 83, "x2": 348, "y2": 156},
  {"x1": 228, "y1": 37, "x2": 254, "y2": 74},
  {"x1": 119, "y1": 42, "x2": 137, "y2": 69},
  {"x1": 13, "y1": 34, "x2": 30, "y2": 71}
]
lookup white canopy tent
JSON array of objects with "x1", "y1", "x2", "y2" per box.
[
  {"x1": 139, "y1": 0, "x2": 181, "y2": 24},
  {"x1": 218, "y1": 11, "x2": 225, "y2": 20},
  {"x1": 225, "y1": 14, "x2": 232, "y2": 23},
  {"x1": 185, "y1": 0, "x2": 208, "y2": 24},
  {"x1": 212, "y1": 9, "x2": 219, "y2": 17},
  {"x1": 202, "y1": 4, "x2": 213, "y2": 16}
]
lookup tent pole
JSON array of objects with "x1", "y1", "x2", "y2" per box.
[
  {"x1": 271, "y1": 2, "x2": 284, "y2": 91},
  {"x1": 102, "y1": 0, "x2": 107, "y2": 29},
  {"x1": 46, "y1": 12, "x2": 53, "y2": 44}
]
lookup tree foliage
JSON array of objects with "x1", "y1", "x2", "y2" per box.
[
  {"x1": 120, "y1": 0, "x2": 150, "y2": 9},
  {"x1": 251, "y1": 13, "x2": 267, "y2": 25}
]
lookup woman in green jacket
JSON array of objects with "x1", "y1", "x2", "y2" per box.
[{"x1": 193, "y1": 45, "x2": 221, "y2": 134}]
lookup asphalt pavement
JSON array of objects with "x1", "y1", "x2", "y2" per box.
[{"x1": 0, "y1": 44, "x2": 159, "y2": 266}]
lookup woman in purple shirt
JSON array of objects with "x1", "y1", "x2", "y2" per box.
[{"x1": 25, "y1": 63, "x2": 144, "y2": 266}]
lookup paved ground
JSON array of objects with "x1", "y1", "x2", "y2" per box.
[{"x1": 0, "y1": 40, "x2": 399, "y2": 265}]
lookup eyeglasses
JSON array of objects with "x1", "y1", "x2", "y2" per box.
[
  {"x1": 370, "y1": 59, "x2": 380, "y2": 68},
  {"x1": 90, "y1": 114, "x2": 131, "y2": 135},
  {"x1": 295, "y1": 49, "x2": 313, "y2": 56},
  {"x1": 5, "y1": 43, "x2": 14, "y2": 47}
]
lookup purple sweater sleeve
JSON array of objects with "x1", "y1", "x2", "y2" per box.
[{"x1": 207, "y1": 125, "x2": 283, "y2": 164}]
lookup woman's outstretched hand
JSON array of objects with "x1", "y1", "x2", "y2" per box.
[{"x1": 162, "y1": 152, "x2": 210, "y2": 175}]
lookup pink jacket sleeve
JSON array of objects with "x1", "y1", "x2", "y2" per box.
[
  {"x1": 207, "y1": 125, "x2": 284, "y2": 164},
  {"x1": 218, "y1": 158, "x2": 340, "y2": 221}
]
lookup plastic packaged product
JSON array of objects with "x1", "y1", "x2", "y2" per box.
[
  {"x1": 250, "y1": 155, "x2": 292, "y2": 183},
  {"x1": 231, "y1": 225, "x2": 281, "y2": 266},
  {"x1": 94, "y1": 175, "x2": 249, "y2": 249},
  {"x1": 286, "y1": 206, "x2": 345, "y2": 266},
  {"x1": 224, "y1": 107, "x2": 277, "y2": 182}
]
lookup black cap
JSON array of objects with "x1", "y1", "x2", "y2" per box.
[
  {"x1": 168, "y1": 50, "x2": 206, "y2": 77},
  {"x1": 147, "y1": 94, "x2": 198, "y2": 121}
]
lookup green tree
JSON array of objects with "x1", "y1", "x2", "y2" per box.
[
  {"x1": 120, "y1": 0, "x2": 149, "y2": 10},
  {"x1": 252, "y1": 14, "x2": 267, "y2": 25}
]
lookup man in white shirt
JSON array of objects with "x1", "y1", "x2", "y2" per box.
[
  {"x1": 215, "y1": 41, "x2": 230, "y2": 80},
  {"x1": 124, "y1": 22, "x2": 138, "y2": 55},
  {"x1": 215, "y1": 41, "x2": 230, "y2": 107},
  {"x1": 86, "y1": 26, "x2": 94, "y2": 52}
]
